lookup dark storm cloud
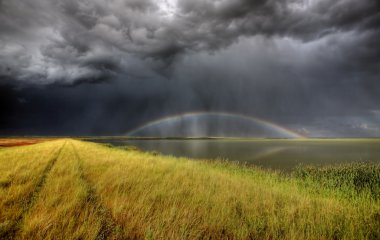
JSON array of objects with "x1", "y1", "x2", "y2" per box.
[
  {"x1": 1, "y1": 0, "x2": 380, "y2": 136},
  {"x1": 0, "y1": 78, "x2": 178, "y2": 135},
  {"x1": 1, "y1": 0, "x2": 379, "y2": 84}
]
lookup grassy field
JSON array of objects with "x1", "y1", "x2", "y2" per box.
[{"x1": 0, "y1": 139, "x2": 379, "y2": 239}]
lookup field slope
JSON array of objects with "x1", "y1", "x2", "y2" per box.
[{"x1": 0, "y1": 139, "x2": 379, "y2": 239}]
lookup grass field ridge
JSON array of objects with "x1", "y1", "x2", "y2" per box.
[{"x1": 71, "y1": 142, "x2": 121, "y2": 240}]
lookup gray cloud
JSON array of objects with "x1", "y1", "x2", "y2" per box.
[
  {"x1": 0, "y1": 0, "x2": 379, "y2": 84},
  {"x1": 0, "y1": 0, "x2": 379, "y2": 136}
]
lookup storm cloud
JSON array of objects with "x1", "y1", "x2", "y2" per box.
[
  {"x1": 0, "y1": 0, "x2": 380, "y2": 136},
  {"x1": 1, "y1": 0, "x2": 379, "y2": 83}
]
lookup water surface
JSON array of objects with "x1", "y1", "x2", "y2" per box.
[{"x1": 88, "y1": 138, "x2": 380, "y2": 171}]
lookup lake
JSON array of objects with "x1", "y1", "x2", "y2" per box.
[{"x1": 87, "y1": 138, "x2": 380, "y2": 171}]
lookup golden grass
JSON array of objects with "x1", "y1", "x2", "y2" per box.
[
  {"x1": 18, "y1": 142, "x2": 103, "y2": 240},
  {"x1": 0, "y1": 141, "x2": 62, "y2": 239},
  {"x1": 0, "y1": 139, "x2": 379, "y2": 239}
]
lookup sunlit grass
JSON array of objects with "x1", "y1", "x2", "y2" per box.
[
  {"x1": 0, "y1": 139, "x2": 379, "y2": 239},
  {"x1": 19, "y1": 142, "x2": 103, "y2": 239},
  {"x1": 0, "y1": 141, "x2": 61, "y2": 239}
]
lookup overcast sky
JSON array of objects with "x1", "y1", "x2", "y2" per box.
[{"x1": 1, "y1": 0, "x2": 380, "y2": 137}]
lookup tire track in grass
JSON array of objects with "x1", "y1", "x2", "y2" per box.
[
  {"x1": 1, "y1": 141, "x2": 66, "y2": 240},
  {"x1": 71, "y1": 142, "x2": 120, "y2": 240}
]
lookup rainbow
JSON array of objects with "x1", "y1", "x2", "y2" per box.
[{"x1": 126, "y1": 112, "x2": 305, "y2": 138}]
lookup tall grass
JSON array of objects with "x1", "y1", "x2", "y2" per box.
[
  {"x1": 294, "y1": 163, "x2": 380, "y2": 200},
  {"x1": 74, "y1": 140, "x2": 380, "y2": 239},
  {"x1": 0, "y1": 141, "x2": 61, "y2": 239},
  {"x1": 18, "y1": 142, "x2": 103, "y2": 239},
  {"x1": 0, "y1": 139, "x2": 379, "y2": 239}
]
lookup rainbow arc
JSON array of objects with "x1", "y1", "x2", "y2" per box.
[{"x1": 127, "y1": 112, "x2": 305, "y2": 138}]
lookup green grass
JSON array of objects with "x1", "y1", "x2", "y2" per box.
[
  {"x1": 294, "y1": 163, "x2": 380, "y2": 200},
  {"x1": 0, "y1": 139, "x2": 379, "y2": 239}
]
